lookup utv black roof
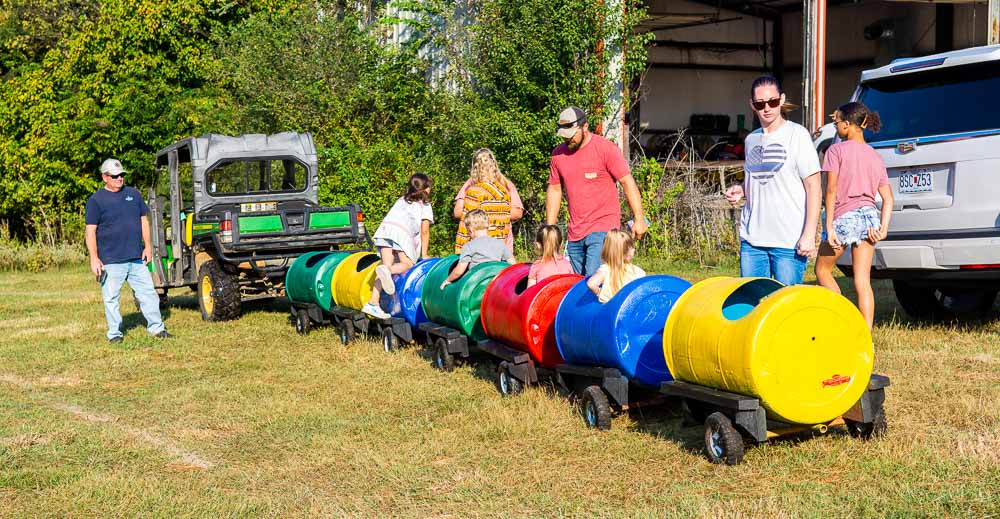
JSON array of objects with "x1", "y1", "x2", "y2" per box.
[{"x1": 154, "y1": 132, "x2": 317, "y2": 168}]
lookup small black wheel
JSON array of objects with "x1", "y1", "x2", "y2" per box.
[
  {"x1": 494, "y1": 362, "x2": 524, "y2": 396},
  {"x1": 580, "y1": 386, "x2": 612, "y2": 430},
  {"x1": 846, "y1": 408, "x2": 888, "y2": 440},
  {"x1": 704, "y1": 412, "x2": 745, "y2": 465},
  {"x1": 338, "y1": 319, "x2": 355, "y2": 345},
  {"x1": 381, "y1": 326, "x2": 398, "y2": 353},
  {"x1": 295, "y1": 309, "x2": 311, "y2": 336},
  {"x1": 433, "y1": 338, "x2": 455, "y2": 372}
]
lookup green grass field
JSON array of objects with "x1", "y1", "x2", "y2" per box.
[{"x1": 1, "y1": 261, "x2": 997, "y2": 517}]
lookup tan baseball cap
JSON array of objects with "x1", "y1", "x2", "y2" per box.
[
  {"x1": 100, "y1": 158, "x2": 127, "y2": 176},
  {"x1": 556, "y1": 106, "x2": 587, "y2": 139}
]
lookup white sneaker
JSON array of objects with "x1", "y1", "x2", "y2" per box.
[
  {"x1": 361, "y1": 302, "x2": 390, "y2": 319},
  {"x1": 376, "y1": 265, "x2": 395, "y2": 295}
]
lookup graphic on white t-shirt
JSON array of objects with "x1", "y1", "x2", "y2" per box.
[{"x1": 746, "y1": 143, "x2": 788, "y2": 185}]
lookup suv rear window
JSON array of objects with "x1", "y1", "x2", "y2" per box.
[
  {"x1": 858, "y1": 61, "x2": 1000, "y2": 143},
  {"x1": 207, "y1": 158, "x2": 307, "y2": 196}
]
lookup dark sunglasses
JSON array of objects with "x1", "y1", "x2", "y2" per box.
[
  {"x1": 105, "y1": 173, "x2": 125, "y2": 179},
  {"x1": 557, "y1": 116, "x2": 585, "y2": 130},
  {"x1": 751, "y1": 98, "x2": 782, "y2": 110}
]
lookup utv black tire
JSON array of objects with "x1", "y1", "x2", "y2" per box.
[
  {"x1": 197, "y1": 260, "x2": 241, "y2": 322},
  {"x1": 704, "y1": 412, "x2": 745, "y2": 465},
  {"x1": 893, "y1": 280, "x2": 997, "y2": 321},
  {"x1": 580, "y1": 385, "x2": 612, "y2": 431}
]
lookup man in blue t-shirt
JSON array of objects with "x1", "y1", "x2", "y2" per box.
[{"x1": 85, "y1": 158, "x2": 171, "y2": 343}]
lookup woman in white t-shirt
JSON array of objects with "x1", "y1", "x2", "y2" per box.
[
  {"x1": 724, "y1": 75, "x2": 822, "y2": 286},
  {"x1": 362, "y1": 173, "x2": 434, "y2": 319}
]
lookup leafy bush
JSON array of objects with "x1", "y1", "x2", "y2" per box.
[{"x1": 1, "y1": 1, "x2": 652, "y2": 261}]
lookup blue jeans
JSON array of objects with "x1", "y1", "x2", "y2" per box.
[
  {"x1": 739, "y1": 241, "x2": 807, "y2": 286},
  {"x1": 567, "y1": 231, "x2": 607, "y2": 277},
  {"x1": 100, "y1": 260, "x2": 165, "y2": 340}
]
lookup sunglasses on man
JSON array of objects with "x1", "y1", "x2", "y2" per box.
[
  {"x1": 104, "y1": 173, "x2": 125, "y2": 179},
  {"x1": 751, "y1": 98, "x2": 782, "y2": 111},
  {"x1": 557, "y1": 116, "x2": 586, "y2": 130}
]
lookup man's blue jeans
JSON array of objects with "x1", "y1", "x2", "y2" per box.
[
  {"x1": 739, "y1": 240, "x2": 807, "y2": 286},
  {"x1": 567, "y1": 231, "x2": 607, "y2": 277},
  {"x1": 100, "y1": 260, "x2": 165, "y2": 340}
]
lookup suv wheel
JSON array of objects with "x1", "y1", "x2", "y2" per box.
[
  {"x1": 892, "y1": 280, "x2": 997, "y2": 321},
  {"x1": 198, "y1": 260, "x2": 241, "y2": 321}
]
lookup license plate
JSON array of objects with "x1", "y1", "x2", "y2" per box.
[
  {"x1": 898, "y1": 170, "x2": 933, "y2": 193},
  {"x1": 240, "y1": 202, "x2": 277, "y2": 213}
]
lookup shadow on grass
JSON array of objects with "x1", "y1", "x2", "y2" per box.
[{"x1": 833, "y1": 276, "x2": 1000, "y2": 332}]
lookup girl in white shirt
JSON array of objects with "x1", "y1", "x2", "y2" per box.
[{"x1": 362, "y1": 173, "x2": 434, "y2": 319}]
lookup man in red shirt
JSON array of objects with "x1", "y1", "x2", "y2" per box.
[{"x1": 546, "y1": 106, "x2": 647, "y2": 276}]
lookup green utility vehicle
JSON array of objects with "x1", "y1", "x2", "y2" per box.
[{"x1": 147, "y1": 132, "x2": 370, "y2": 321}]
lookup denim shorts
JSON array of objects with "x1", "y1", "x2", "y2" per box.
[{"x1": 831, "y1": 206, "x2": 881, "y2": 246}]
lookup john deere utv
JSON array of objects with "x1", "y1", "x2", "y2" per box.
[{"x1": 147, "y1": 132, "x2": 370, "y2": 321}]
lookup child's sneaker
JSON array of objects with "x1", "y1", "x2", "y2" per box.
[
  {"x1": 376, "y1": 265, "x2": 395, "y2": 295},
  {"x1": 362, "y1": 302, "x2": 390, "y2": 319}
]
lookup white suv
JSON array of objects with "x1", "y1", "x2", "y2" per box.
[{"x1": 815, "y1": 45, "x2": 1000, "y2": 320}]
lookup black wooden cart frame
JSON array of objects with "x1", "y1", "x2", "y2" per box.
[
  {"x1": 660, "y1": 373, "x2": 891, "y2": 465},
  {"x1": 418, "y1": 323, "x2": 550, "y2": 396},
  {"x1": 290, "y1": 302, "x2": 415, "y2": 352},
  {"x1": 554, "y1": 365, "x2": 665, "y2": 430},
  {"x1": 418, "y1": 321, "x2": 667, "y2": 430}
]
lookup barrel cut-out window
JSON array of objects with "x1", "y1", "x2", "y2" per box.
[
  {"x1": 445, "y1": 257, "x2": 473, "y2": 282},
  {"x1": 304, "y1": 252, "x2": 331, "y2": 268},
  {"x1": 514, "y1": 276, "x2": 529, "y2": 295},
  {"x1": 721, "y1": 279, "x2": 783, "y2": 320},
  {"x1": 356, "y1": 254, "x2": 380, "y2": 273}
]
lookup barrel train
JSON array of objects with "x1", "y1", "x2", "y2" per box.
[{"x1": 286, "y1": 251, "x2": 889, "y2": 465}]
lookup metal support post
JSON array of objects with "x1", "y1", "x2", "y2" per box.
[
  {"x1": 990, "y1": 0, "x2": 999, "y2": 45},
  {"x1": 802, "y1": 0, "x2": 827, "y2": 133}
]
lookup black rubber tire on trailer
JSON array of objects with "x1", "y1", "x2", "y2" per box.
[
  {"x1": 295, "y1": 309, "x2": 311, "y2": 336},
  {"x1": 338, "y1": 319, "x2": 355, "y2": 345},
  {"x1": 197, "y1": 260, "x2": 241, "y2": 322},
  {"x1": 494, "y1": 362, "x2": 524, "y2": 397},
  {"x1": 433, "y1": 338, "x2": 455, "y2": 372},
  {"x1": 846, "y1": 408, "x2": 888, "y2": 440},
  {"x1": 704, "y1": 412, "x2": 745, "y2": 465},
  {"x1": 381, "y1": 326, "x2": 398, "y2": 353},
  {"x1": 892, "y1": 280, "x2": 997, "y2": 321},
  {"x1": 580, "y1": 385, "x2": 612, "y2": 431}
]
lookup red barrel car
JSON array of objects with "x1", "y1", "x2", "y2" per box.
[{"x1": 480, "y1": 263, "x2": 582, "y2": 368}]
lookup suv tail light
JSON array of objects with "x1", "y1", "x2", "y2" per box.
[{"x1": 960, "y1": 264, "x2": 1000, "y2": 270}]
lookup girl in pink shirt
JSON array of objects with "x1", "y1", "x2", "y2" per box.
[
  {"x1": 815, "y1": 102, "x2": 894, "y2": 329},
  {"x1": 527, "y1": 225, "x2": 574, "y2": 287}
]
